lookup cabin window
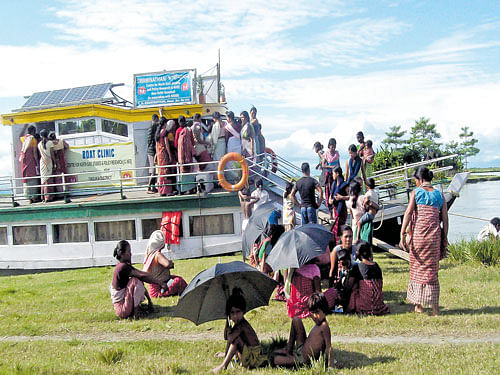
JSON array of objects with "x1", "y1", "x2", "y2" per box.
[
  {"x1": 36, "y1": 121, "x2": 55, "y2": 134},
  {"x1": 53, "y1": 223, "x2": 89, "y2": 243},
  {"x1": 189, "y1": 214, "x2": 234, "y2": 237},
  {"x1": 13, "y1": 225, "x2": 47, "y2": 245},
  {"x1": 95, "y1": 220, "x2": 136, "y2": 241},
  {"x1": 102, "y1": 119, "x2": 128, "y2": 137},
  {"x1": 0, "y1": 227, "x2": 7, "y2": 245},
  {"x1": 141, "y1": 218, "x2": 183, "y2": 240},
  {"x1": 59, "y1": 118, "x2": 96, "y2": 135}
]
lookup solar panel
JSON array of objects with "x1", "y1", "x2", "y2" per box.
[
  {"x1": 22, "y1": 91, "x2": 51, "y2": 108},
  {"x1": 20, "y1": 83, "x2": 113, "y2": 110},
  {"x1": 83, "y1": 83, "x2": 112, "y2": 100},
  {"x1": 42, "y1": 88, "x2": 71, "y2": 105},
  {"x1": 61, "y1": 86, "x2": 91, "y2": 103}
]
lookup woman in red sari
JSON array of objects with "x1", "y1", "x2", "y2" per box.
[{"x1": 155, "y1": 117, "x2": 176, "y2": 196}]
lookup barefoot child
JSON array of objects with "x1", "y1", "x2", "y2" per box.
[
  {"x1": 273, "y1": 292, "x2": 338, "y2": 369},
  {"x1": 213, "y1": 288, "x2": 266, "y2": 373}
]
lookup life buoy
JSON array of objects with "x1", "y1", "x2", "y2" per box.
[
  {"x1": 217, "y1": 152, "x2": 249, "y2": 192},
  {"x1": 265, "y1": 147, "x2": 278, "y2": 173}
]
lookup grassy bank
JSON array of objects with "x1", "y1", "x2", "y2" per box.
[
  {"x1": 0, "y1": 253, "x2": 498, "y2": 373},
  {"x1": 448, "y1": 238, "x2": 500, "y2": 266}
]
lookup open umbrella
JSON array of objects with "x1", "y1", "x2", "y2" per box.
[
  {"x1": 265, "y1": 223, "x2": 333, "y2": 271},
  {"x1": 173, "y1": 261, "x2": 277, "y2": 325},
  {"x1": 242, "y1": 202, "x2": 276, "y2": 258}
]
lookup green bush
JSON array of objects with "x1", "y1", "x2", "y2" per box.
[{"x1": 448, "y1": 238, "x2": 500, "y2": 266}]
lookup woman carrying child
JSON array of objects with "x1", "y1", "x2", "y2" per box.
[
  {"x1": 356, "y1": 178, "x2": 379, "y2": 245},
  {"x1": 322, "y1": 138, "x2": 340, "y2": 218},
  {"x1": 109, "y1": 240, "x2": 169, "y2": 319},
  {"x1": 213, "y1": 288, "x2": 266, "y2": 373},
  {"x1": 258, "y1": 224, "x2": 285, "y2": 274},
  {"x1": 282, "y1": 181, "x2": 295, "y2": 231},
  {"x1": 143, "y1": 230, "x2": 187, "y2": 297},
  {"x1": 346, "y1": 241, "x2": 389, "y2": 315}
]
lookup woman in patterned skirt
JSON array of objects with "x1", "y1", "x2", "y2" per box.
[{"x1": 400, "y1": 167, "x2": 448, "y2": 316}]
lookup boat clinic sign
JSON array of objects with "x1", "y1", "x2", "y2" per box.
[
  {"x1": 134, "y1": 69, "x2": 195, "y2": 107},
  {"x1": 65, "y1": 142, "x2": 136, "y2": 189}
]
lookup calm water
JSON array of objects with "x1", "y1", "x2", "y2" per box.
[{"x1": 448, "y1": 179, "x2": 500, "y2": 243}]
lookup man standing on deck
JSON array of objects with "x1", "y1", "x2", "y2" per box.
[
  {"x1": 291, "y1": 162, "x2": 323, "y2": 224},
  {"x1": 147, "y1": 113, "x2": 159, "y2": 193}
]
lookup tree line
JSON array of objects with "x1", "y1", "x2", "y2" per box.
[{"x1": 373, "y1": 117, "x2": 479, "y2": 171}]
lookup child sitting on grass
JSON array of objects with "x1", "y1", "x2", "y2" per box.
[
  {"x1": 273, "y1": 292, "x2": 340, "y2": 369},
  {"x1": 212, "y1": 288, "x2": 266, "y2": 373}
]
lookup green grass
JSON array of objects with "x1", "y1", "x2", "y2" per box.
[
  {"x1": 0, "y1": 254, "x2": 499, "y2": 337},
  {"x1": 448, "y1": 237, "x2": 500, "y2": 266},
  {"x1": 0, "y1": 340, "x2": 497, "y2": 374},
  {"x1": 468, "y1": 167, "x2": 500, "y2": 172},
  {"x1": 0, "y1": 253, "x2": 498, "y2": 373}
]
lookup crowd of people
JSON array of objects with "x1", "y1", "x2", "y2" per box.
[
  {"x1": 20, "y1": 125, "x2": 69, "y2": 203},
  {"x1": 146, "y1": 106, "x2": 266, "y2": 196}
]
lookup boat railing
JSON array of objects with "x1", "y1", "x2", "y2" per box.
[
  {"x1": 0, "y1": 150, "x2": 293, "y2": 207},
  {"x1": 373, "y1": 154, "x2": 458, "y2": 200}
]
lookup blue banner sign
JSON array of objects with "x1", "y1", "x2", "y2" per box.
[{"x1": 134, "y1": 70, "x2": 194, "y2": 107}]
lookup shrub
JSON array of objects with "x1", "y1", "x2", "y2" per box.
[
  {"x1": 448, "y1": 238, "x2": 500, "y2": 266},
  {"x1": 97, "y1": 348, "x2": 124, "y2": 364}
]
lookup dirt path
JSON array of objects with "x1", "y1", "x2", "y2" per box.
[{"x1": 1, "y1": 332, "x2": 499, "y2": 345}]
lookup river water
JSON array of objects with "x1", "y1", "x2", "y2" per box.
[{"x1": 448, "y1": 178, "x2": 500, "y2": 243}]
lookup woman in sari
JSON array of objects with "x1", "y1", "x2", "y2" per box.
[
  {"x1": 49, "y1": 132, "x2": 69, "y2": 200},
  {"x1": 400, "y1": 167, "x2": 448, "y2": 316},
  {"x1": 109, "y1": 240, "x2": 168, "y2": 319},
  {"x1": 240, "y1": 111, "x2": 255, "y2": 159},
  {"x1": 346, "y1": 241, "x2": 389, "y2": 315},
  {"x1": 330, "y1": 166, "x2": 348, "y2": 241},
  {"x1": 225, "y1": 111, "x2": 241, "y2": 155},
  {"x1": 192, "y1": 113, "x2": 213, "y2": 171},
  {"x1": 156, "y1": 117, "x2": 177, "y2": 196},
  {"x1": 345, "y1": 144, "x2": 362, "y2": 185},
  {"x1": 250, "y1": 106, "x2": 265, "y2": 162},
  {"x1": 176, "y1": 116, "x2": 196, "y2": 194},
  {"x1": 37, "y1": 129, "x2": 56, "y2": 203},
  {"x1": 20, "y1": 125, "x2": 40, "y2": 203},
  {"x1": 210, "y1": 111, "x2": 227, "y2": 161},
  {"x1": 143, "y1": 230, "x2": 187, "y2": 297}
]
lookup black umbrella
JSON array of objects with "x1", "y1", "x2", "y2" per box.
[
  {"x1": 242, "y1": 202, "x2": 276, "y2": 258},
  {"x1": 173, "y1": 261, "x2": 278, "y2": 325},
  {"x1": 265, "y1": 223, "x2": 333, "y2": 271}
]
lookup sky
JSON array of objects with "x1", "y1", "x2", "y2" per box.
[{"x1": 1, "y1": 0, "x2": 499, "y2": 176}]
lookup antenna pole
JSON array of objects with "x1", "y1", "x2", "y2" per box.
[{"x1": 217, "y1": 49, "x2": 221, "y2": 103}]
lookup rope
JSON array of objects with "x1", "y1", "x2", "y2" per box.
[
  {"x1": 448, "y1": 212, "x2": 490, "y2": 222},
  {"x1": 373, "y1": 203, "x2": 385, "y2": 231}
]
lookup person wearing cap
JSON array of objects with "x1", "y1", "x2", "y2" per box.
[
  {"x1": 477, "y1": 217, "x2": 500, "y2": 241},
  {"x1": 142, "y1": 230, "x2": 187, "y2": 298},
  {"x1": 210, "y1": 111, "x2": 227, "y2": 161}
]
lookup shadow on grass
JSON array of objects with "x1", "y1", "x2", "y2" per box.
[
  {"x1": 383, "y1": 290, "x2": 413, "y2": 315},
  {"x1": 144, "y1": 304, "x2": 177, "y2": 319},
  {"x1": 335, "y1": 349, "x2": 395, "y2": 369},
  {"x1": 440, "y1": 306, "x2": 500, "y2": 315}
]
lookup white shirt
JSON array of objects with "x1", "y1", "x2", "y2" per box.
[
  {"x1": 251, "y1": 188, "x2": 269, "y2": 211},
  {"x1": 477, "y1": 223, "x2": 498, "y2": 241}
]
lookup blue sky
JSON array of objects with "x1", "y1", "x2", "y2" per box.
[{"x1": 1, "y1": 0, "x2": 500, "y2": 175}]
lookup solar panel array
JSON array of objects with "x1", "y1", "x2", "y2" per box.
[{"x1": 22, "y1": 83, "x2": 113, "y2": 109}]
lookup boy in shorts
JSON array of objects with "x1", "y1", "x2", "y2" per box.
[{"x1": 273, "y1": 292, "x2": 341, "y2": 368}]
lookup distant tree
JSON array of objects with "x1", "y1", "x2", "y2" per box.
[
  {"x1": 444, "y1": 140, "x2": 463, "y2": 171},
  {"x1": 458, "y1": 126, "x2": 479, "y2": 169},
  {"x1": 408, "y1": 117, "x2": 441, "y2": 160},
  {"x1": 382, "y1": 125, "x2": 406, "y2": 149}
]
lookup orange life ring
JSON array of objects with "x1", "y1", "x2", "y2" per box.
[
  {"x1": 217, "y1": 152, "x2": 249, "y2": 192},
  {"x1": 265, "y1": 147, "x2": 278, "y2": 173}
]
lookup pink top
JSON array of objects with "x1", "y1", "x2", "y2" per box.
[{"x1": 324, "y1": 150, "x2": 339, "y2": 164}]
